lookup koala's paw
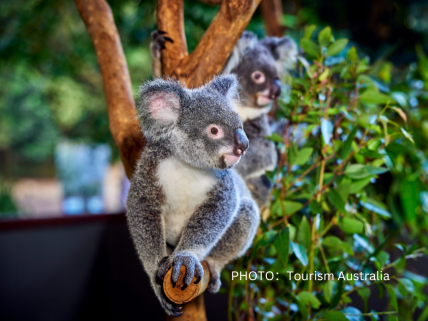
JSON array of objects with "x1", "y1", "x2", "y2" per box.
[
  {"x1": 157, "y1": 252, "x2": 204, "y2": 290},
  {"x1": 150, "y1": 30, "x2": 173, "y2": 57},
  {"x1": 153, "y1": 283, "x2": 183, "y2": 317},
  {"x1": 206, "y1": 270, "x2": 222, "y2": 293},
  {"x1": 205, "y1": 260, "x2": 222, "y2": 293}
]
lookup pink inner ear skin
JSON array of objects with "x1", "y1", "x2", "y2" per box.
[{"x1": 148, "y1": 93, "x2": 180, "y2": 122}]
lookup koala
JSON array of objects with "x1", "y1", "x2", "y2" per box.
[
  {"x1": 151, "y1": 30, "x2": 297, "y2": 207},
  {"x1": 126, "y1": 75, "x2": 260, "y2": 316},
  {"x1": 222, "y1": 31, "x2": 298, "y2": 206}
]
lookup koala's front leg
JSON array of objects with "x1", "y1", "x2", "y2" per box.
[
  {"x1": 126, "y1": 163, "x2": 182, "y2": 316},
  {"x1": 159, "y1": 177, "x2": 237, "y2": 289},
  {"x1": 150, "y1": 30, "x2": 173, "y2": 78}
]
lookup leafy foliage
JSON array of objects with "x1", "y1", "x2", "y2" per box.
[{"x1": 224, "y1": 26, "x2": 428, "y2": 321}]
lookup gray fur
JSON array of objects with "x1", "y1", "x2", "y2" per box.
[
  {"x1": 150, "y1": 31, "x2": 297, "y2": 206},
  {"x1": 151, "y1": 31, "x2": 297, "y2": 206},
  {"x1": 127, "y1": 75, "x2": 259, "y2": 316},
  {"x1": 225, "y1": 32, "x2": 297, "y2": 206}
]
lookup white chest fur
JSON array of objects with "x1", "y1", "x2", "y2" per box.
[
  {"x1": 235, "y1": 105, "x2": 271, "y2": 121},
  {"x1": 156, "y1": 158, "x2": 217, "y2": 246}
]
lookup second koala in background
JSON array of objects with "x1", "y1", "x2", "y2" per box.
[{"x1": 151, "y1": 31, "x2": 298, "y2": 206}]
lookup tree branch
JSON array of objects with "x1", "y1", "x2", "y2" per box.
[
  {"x1": 158, "y1": 0, "x2": 262, "y2": 88},
  {"x1": 74, "y1": 0, "x2": 143, "y2": 179},
  {"x1": 260, "y1": 0, "x2": 286, "y2": 37}
]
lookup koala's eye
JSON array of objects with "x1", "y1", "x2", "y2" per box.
[
  {"x1": 251, "y1": 71, "x2": 265, "y2": 84},
  {"x1": 207, "y1": 125, "x2": 224, "y2": 139}
]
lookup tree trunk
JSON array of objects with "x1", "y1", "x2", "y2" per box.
[{"x1": 260, "y1": 0, "x2": 286, "y2": 37}]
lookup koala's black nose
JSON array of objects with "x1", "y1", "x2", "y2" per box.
[
  {"x1": 270, "y1": 79, "x2": 282, "y2": 100},
  {"x1": 234, "y1": 129, "x2": 249, "y2": 155}
]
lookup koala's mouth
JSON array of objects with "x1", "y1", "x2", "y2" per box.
[
  {"x1": 222, "y1": 153, "x2": 242, "y2": 167},
  {"x1": 256, "y1": 95, "x2": 273, "y2": 106}
]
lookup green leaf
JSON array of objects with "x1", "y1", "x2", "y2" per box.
[
  {"x1": 347, "y1": 46, "x2": 359, "y2": 63},
  {"x1": 338, "y1": 217, "x2": 364, "y2": 234},
  {"x1": 358, "y1": 90, "x2": 394, "y2": 105},
  {"x1": 318, "y1": 26, "x2": 332, "y2": 47},
  {"x1": 341, "y1": 127, "x2": 358, "y2": 160},
  {"x1": 385, "y1": 284, "x2": 398, "y2": 311},
  {"x1": 302, "y1": 24, "x2": 317, "y2": 40},
  {"x1": 399, "y1": 179, "x2": 419, "y2": 221},
  {"x1": 322, "y1": 236, "x2": 343, "y2": 247},
  {"x1": 319, "y1": 68, "x2": 330, "y2": 81},
  {"x1": 349, "y1": 177, "x2": 371, "y2": 194},
  {"x1": 357, "y1": 287, "x2": 371, "y2": 312},
  {"x1": 301, "y1": 38, "x2": 320, "y2": 58},
  {"x1": 297, "y1": 216, "x2": 311, "y2": 249},
  {"x1": 323, "y1": 280, "x2": 334, "y2": 303},
  {"x1": 283, "y1": 201, "x2": 303, "y2": 216},
  {"x1": 321, "y1": 311, "x2": 348, "y2": 321},
  {"x1": 327, "y1": 188, "x2": 346, "y2": 213},
  {"x1": 290, "y1": 292, "x2": 308, "y2": 320},
  {"x1": 274, "y1": 227, "x2": 290, "y2": 266},
  {"x1": 345, "y1": 164, "x2": 388, "y2": 179},
  {"x1": 266, "y1": 133, "x2": 283, "y2": 143},
  {"x1": 322, "y1": 236, "x2": 354, "y2": 255},
  {"x1": 291, "y1": 241, "x2": 308, "y2": 266},
  {"x1": 294, "y1": 147, "x2": 313, "y2": 166},
  {"x1": 360, "y1": 199, "x2": 391, "y2": 218},
  {"x1": 401, "y1": 127, "x2": 414, "y2": 144},
  {"x1": 298, "y1": 291, "x2": 321, "y2": 309},
  {"x1": 309, "y1": 200, "x2": 323, "y2": 214},
  {"x1": 358, "y1": 148, "x2": 382, "y2": 158},
  {"x1": 326, "y1": 39, "x2": 349, "y2": 56}
]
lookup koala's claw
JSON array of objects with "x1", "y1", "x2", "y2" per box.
[
  {"x1": 206, "y1": 273, "x2": 221, "y2": 294},
  {"x1": 159, "y1": 293, "x2": 183, "y2": 317},
  {"x1": 151, "y1": 30, "x2": 174, "y2": 51},
  {"x1": 156, "y1": 256, "x2": 173, "y2": 285},
  {"x1": 171, "y1": 252, "x2": 204, "y2": 288}
]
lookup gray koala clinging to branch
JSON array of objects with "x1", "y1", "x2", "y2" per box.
[
  {"x1": 151, "y1": 30, "x2": 297, "y2": 206},
  {"x1": 126, "y1": 75, "x2": 260, "y2": 316}
]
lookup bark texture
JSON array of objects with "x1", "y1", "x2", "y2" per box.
[
  {"x1": 260, "y1": 0, "x2": 286, "y2": 37},
  {"x1": 74, "y1": 0, "x2": 143, "y2": 179},
  {"x1": 158, "y1": 0, "x2": 262, "y2": 88}
]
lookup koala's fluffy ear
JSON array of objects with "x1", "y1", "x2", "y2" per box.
[
  {"x1": 260, "y1": 36, "x2": 298, "y2": 68},
  {"x1": 223, "y1": 31, "x2": 258, "y2": 74},
  {"x1": 208, "y1": 74, "x2": 239, "y2": 100},
  {"x1": 137, "y1": 79, "x2": 189, "y2": 140}
]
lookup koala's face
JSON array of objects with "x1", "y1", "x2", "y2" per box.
[
  {"x1": 233, "y1": 45, "x2": 282, "y2": 108},
  {"x1": 175, "y1": 90, "x2": 248, "y2": 169},
  {"x1": 138, "y1": 75, "x2": 249, "y2": 170}
]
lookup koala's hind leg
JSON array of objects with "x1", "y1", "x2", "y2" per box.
[
  {"x1": 150, "y1": 30, "x2": 173, "y2": 78},
  {"x1": 205, "y1": 199, "x2": 260, "y2": 293}
]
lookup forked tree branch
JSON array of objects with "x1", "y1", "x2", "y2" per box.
[
  {"x1": 74, "y1": 0, "x2": 143, "y2": 179},
  {"x1": 260, "y1": 0, "x2": 286, "y2": 37},
  {"x1": 158, "y1": 0, "x2": 262, "y2": 88}
]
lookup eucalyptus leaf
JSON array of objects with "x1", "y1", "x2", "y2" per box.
[
  {"x1": 298, "y1": 291, "x2": 321, "y2": 309},
  {"x1": 291, "y1": 241, "x2": 308, "y2": 266},
  {"x1": 301, "y1": 38, "x2": 320, "y2": 58},
  {"x1": 339, "y1": 217, "x2": 364, "y2": 234},
  {"x1": 326, "y1": 39, "x2": 349, "y2": 56},
  {"x1": 297, "y1": 216, "x2": 311, "y2": 249},
  {"x1": 294, "y1": 147, "x2": 313, "y2": 165},
  {"x1": 341, "y1": 127, "x2": 358, "y2": 159},
  {"x1": 274, "y1": 227, "x2": 290, "y2": 266},
  {"x1": 321, "y1": 311, "x2": 348, "y2": 321},
  {"x1": 345, "y1": 164, "x2": 388, "y2": 179}
]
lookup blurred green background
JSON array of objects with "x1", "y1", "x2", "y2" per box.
[{"x1": 1, "y1": 0, "x2": 428, "y2": 217}]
